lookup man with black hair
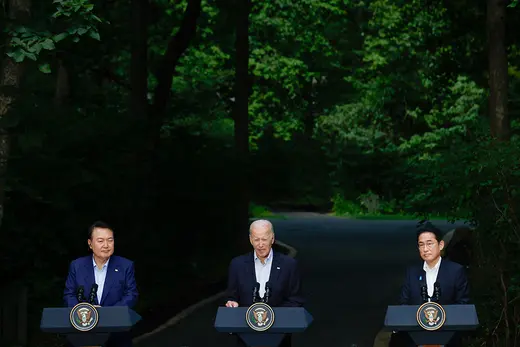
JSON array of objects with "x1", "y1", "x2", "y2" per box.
[
  {"x1": 390, "y1": 221, "x2": 470, "y2": 347},
  {"x1": 63, "y1": 221, "x2": 138, "y2": 347},
  {"x1": 399, "y1": 221, "x2": 470, "y2": 305}
]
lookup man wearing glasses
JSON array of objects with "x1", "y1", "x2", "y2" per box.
[
  {"x1": 399, "y1": 221, "x2": 470, "y2": 305},
  {"x1": 391, "y1": 221, "x2": 470, "y2": 347}
]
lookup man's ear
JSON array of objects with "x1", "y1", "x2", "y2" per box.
[{"x1": 439, "y1": 240, "x2": 444, "y2": 250}]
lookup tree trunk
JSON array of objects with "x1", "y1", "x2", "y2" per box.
[
  {"x1": 54, "y1": 60, "x2": 70, "y2": 107},
  {"x1": 487, "y1": 0, "x2": 509, "y2": 140},
  {"x1": 234, "y1": 0, "x2": 251, "y2": 249},
  {"x1": 130, "y1": 0, "x2": 149, "y2": 119},
  {"x1": 0, "y1": 0, "x2": 32, "y2": 229},
  {"x1": 149, "y1": 0, "x2": 202, "y2": 148}
]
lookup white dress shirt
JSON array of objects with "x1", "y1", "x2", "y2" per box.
[
  {"x1": 93, "y1": 257, "x2": 110, "y2": 304},
  {"x1": 254, "y1": 249, "x2": 273, "y2": 298},
  {"x1": 423, "y1": 257, "x2": 442, "y2": 298}
]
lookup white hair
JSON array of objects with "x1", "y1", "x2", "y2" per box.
[{"x1": 249, "y1": 219, "x2": 274, "y2": 235}]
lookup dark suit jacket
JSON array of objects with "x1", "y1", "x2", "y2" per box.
[
  {"x1": 63, "y1": 255, "x2": 138, "y2": 308},
  {"x1": 226, "y1": 251, "x2": 304, "y2": 307},
  {"x1": 399, "y1": 258, "x2": 469, "y2": 305}
]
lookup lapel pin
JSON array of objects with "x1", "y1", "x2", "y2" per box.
[
  {"x1": 115, "y1": 269, "x2": 119, "y2": 272},
  {"x1": 277, "y1": 267, "x2": 280, "y2": 270}
]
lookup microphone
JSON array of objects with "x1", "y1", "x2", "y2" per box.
[
  {"x1": 263, "y1": 282, "x2": 271, "y2": 304},
  {"x1": 89, "y1": 284, "x2": 99, "y2": 305},
  {"x1": 252, "y1": 282, "x2": 260, "y2": 303},
  {"x1": 433, "y1": 282, "x2": 441, "y2": 302},
  {"x1": 76, "y1": 285, "x2": 85, "y2": 303},
  {"x1": 420, "y1": 284, "x2": 428, "y2": 303}
]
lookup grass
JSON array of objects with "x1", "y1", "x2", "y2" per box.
[
  {"x1": 350, "y1": 214, "x2": 447, "y2": 221},
  {"x1": 331, "y1": 212, "x2": 449, "y2": 221},
  {"x1": 249, "y1": 203, "x2": 286, "y2": 219}
]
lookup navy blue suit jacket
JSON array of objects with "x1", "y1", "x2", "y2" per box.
[
  {"x1": 64, "y1": 255, "x2": 138, "y2": 308},
  {"x1": 399, "y1": 258, "x2": 470, "y2": 305},
  {"x1": 226, "y1": 251, "x2": 304, "y2": 307}
]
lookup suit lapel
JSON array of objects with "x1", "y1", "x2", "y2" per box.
[
  {"x1": 436, "y1": 258, "x2": 447, "y2": 292},
  {"x1": 268, "y1": 252, "x2": 281, "y2": 284},
  {"x1": 100, "y1": 258, "x2": 117, "y2": 305},
  {"x1": 83, "y1": 256, "x2": 95, "y2": 288},
  {"x1": 246, "y1": 252, "x2": 256, "y2": 284}
]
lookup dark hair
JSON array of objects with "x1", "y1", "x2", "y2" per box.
[
  {"x1": 88, "y1": 221, "x2": 114, "y2": 239},
  {"x1": 416, "y1": 220, "x2": 443, "y2": 242}
]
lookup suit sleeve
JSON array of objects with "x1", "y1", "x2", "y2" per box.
[
  {"x1": 113, "y1": 262, "x2": 139, "y2": 308},
  {"x1": 63, "y1": 262, "x2": 79, "y2": 307},
  {"x1": 226, "y1": 259, "x2": 240, "y2": 303},
  {"x1": 398, "y1": 268, "x2": 411, "y2": 305},
  {"x1": 281, "y1": 260, "x2": 305, "y2": 307},
  {"x1": 454, "y1": 265, "x2": 470, "y2": 304}
]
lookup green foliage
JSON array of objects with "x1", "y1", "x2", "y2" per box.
[
  {"x1": 331, "y1": 194, "x2": 364, "y2": 216},
  {"x1": 4, "y1": 0, "x2": 103, "y2": 72},
  {"x1": 1, "y1": 0, "x2": 520, "y2": 345}
]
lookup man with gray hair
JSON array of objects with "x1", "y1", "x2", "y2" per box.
[{"x1": 225, "y1": 219, "x2": 304, "y2": 346}]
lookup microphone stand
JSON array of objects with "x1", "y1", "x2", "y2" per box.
[
  {"x1": 420, "y1": 284, "x2": 429, "y2": 303},
  {"x1": 263, "y1": 283, "x2": 271, "y2": 304},
  {"x1": 433, "y1": 282, "x2": 441, "y2": 303},
  {"x1": 76, "y1": 286, "x2": 85, "y2": 303},
  {"x1": 252, "y1": 282, "x2": 260, "y2": 303},
  {"x1": 89, "y1": 284, "x2": 98, "y2": 305}
]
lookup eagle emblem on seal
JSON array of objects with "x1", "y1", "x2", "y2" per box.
[
  {"x1": 70, "y1": 303, "x2": 99, "y2": 332},
  {"x1": 245, "y1": 302, "x2": 275, "y2": 332},
  {"x1": 416, "y1": 302, "x2": 446, "y2": 331}
]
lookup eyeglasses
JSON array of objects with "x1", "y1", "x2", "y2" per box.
[{"x1": 418, "y1": 241, "x2": 437, "y2": 250}]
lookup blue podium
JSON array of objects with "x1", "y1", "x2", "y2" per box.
[
  {"x1": 384, "y1": 304, "x2": 479, "y2": 345},
  {"x1": 215, "y1": 306, "x2": 313, "y2": 347},
  {"x1": 40, "y1": 305, "x2": 141, "y2": 347}
]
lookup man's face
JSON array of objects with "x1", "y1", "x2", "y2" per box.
[
  {"x1": 250, "y1": 226, "x2": 274, "y2": 259},
  {"x1": 418, "y1": 231, "x2": 444, "y2": 263},
  {"x1": 88, "y1": 227, "x2": 114, "y2": 260}
]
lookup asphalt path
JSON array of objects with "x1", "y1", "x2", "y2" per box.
[{"x1": 134, "y1": 213, "x2": 463, "y2": 347}]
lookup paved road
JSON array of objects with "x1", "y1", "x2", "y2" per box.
[{"x1": 134, "y1": 214, "x2": 462, "y2": 347}]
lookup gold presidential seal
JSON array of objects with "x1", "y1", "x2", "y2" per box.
[
  {"x1": 70, "y1": 302, "x2": 99, "y2": 332},
  {"x1": 245, "y1": 302, "x2": 275, "y2": 332},
  {"x1": 416, "y1": 301, "x2": 446, "y2": 331}
]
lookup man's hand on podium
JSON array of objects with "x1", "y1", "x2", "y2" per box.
[{"x1": 225, "y1": 301, "x2": 238, "y2": 307}]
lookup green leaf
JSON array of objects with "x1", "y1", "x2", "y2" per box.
[
  {"x1": 38, "y1": 63, "x2": 52, "y2": 74},
  {"x1": 77, "y1": 27, "x2": 88, "y2": 36},
  {"x1": 88, "y1": 31, "x2": 101, "y2": 41},
  {"x1": 6, "y1": 50, "x2": 26, "y2": 63},
  {"x1": 42, "y1": 38, "x2": 56, "y2": 50},
  {"x1": 72, "y1": 36, "x2": 80, "y2": 43},
  {"x1": 25, "y1": 52, "x2": 37, "y2": 61},
  {"x1": 53, "y1": 33, "x2": 68, "y2": 42}
]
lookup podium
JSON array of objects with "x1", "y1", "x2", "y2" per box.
[
  {"x1": 40, "y1": 305, "x2": 142, "y2": 347},
  {"x1": 384, "y1": 304, "x2": 479, "y2": 346},
  {"x1": 214, "y1": 306, "x2": 313, "y2": 347}
]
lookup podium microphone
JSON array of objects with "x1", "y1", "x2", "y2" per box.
[
  {"x1": 420, "y1": 284, "x2": 428, "y2": 303},
  {"x1": 89, "y1": 284, "x2": 99, "y2": 305},
  {"x1": 264, "y1": 282, "x2": 271, "y2": 304},
  {"x1": 252, "y1": 282, "x2": 260, "y2": 303},
  {"x1": 76, "y1": 285, "x2": 85, "y2": 303},
  {"x1": 433, "y1": 282, "x2": 441, "y2": 302}
]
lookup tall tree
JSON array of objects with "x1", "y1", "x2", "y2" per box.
[
  {"x1": 234, "y1": 0, "x2": 250, "y2": 244},
  {"x1": 487, "y1": 0, "x2": 510, "y2": 140},
  {"x1": 0, "y1": 0, "x2": 32, "y2": 228}
]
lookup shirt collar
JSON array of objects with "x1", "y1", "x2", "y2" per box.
[
  {"x1": 254, "y1": 248, "x2": 273, "y2": 262},
  {"x1": 93, "y1": 256, "x2": 110, "y2": 269},
  {"x1": 423, "y1": 257, "x2": 442, "y2": 272}
]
